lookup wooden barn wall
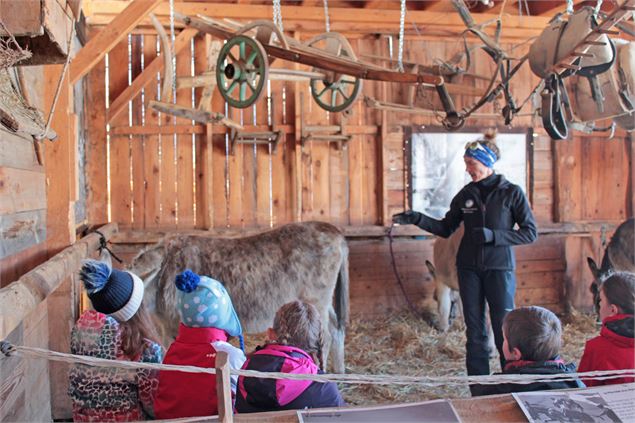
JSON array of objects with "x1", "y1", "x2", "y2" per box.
[
  {"x1": 0, "y1": 68, "x2": 48, "y2": 288},
  {"x1": 86, "y1": 33, "x2": 634, "y2": 318}
]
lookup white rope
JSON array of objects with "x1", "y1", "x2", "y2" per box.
[
  {"x1": 273, "y1": 0, "x2": 284, "y2": 33},
  {"x1": 168, "y1": 0, "x2": 177, "y2": 104},
  {"x1": 594, "y1": 0, "x2": 603, "y2": 17},
  {"x1": 3, "y1": 344, "x2": 635, "y2": 387},
  {"x1": 397, "y1": 0, "x2": 406, "y2": 72},
  {"x1": 323, "y1": 0, "x2": 331, "y2": 33},
  {"x1": 566, "y1": 0, "x2": 574, "y2": 15}
]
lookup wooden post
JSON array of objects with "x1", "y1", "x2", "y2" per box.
[{"x1": 215, "y1": 351, "x2": 234, "y2": 423}]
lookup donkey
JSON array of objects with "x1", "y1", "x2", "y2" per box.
[
  {"x1": 424, "y1": 224, "x2": 496, "y2": 356},
  {"x1": 587, "y1": 218, "x2": 635, "y2": 316},
  {"x1": 128, "y1": 221, "x2": 350, "y2": 373}
]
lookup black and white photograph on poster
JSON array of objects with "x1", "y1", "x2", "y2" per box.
[{"x1": 514, "y1": 383, "x2": 635, "y2": 423}]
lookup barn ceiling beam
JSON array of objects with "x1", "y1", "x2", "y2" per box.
[
  {"x1": 69, "y1": 0, "x2": 162, "y2": 84},
  {"x1": 83, "y1": 1, "x2": 551, "y2": 33},
  {"x1": 107, "y1": 28, "x2": 198, "y2": 124}
]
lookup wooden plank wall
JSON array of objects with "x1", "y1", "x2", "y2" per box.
[
  {"x1": 0, "y1": 67, "x2": 48, "y2": 287},
  {"x1": 88, "y1": 32, "x2": 633, "y2": 318}
]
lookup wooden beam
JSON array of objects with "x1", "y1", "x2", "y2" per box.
[
  {"x1": 85, "y1": 1, "x2": 552, "y2": 32},
  {"x1": 69, "y1": 0, "x2": 162, "y2": 84},
  {"x1": 107, "y1": 27, "x2": 198, "y2": 124}
]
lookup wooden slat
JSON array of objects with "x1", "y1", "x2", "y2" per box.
[
  {"x1": 143, "y1": 34, "x2": 162, "y2": 228},
  {"x1": 130, "y1": 35, "x2": 145, "y2": 228},
  {"x1": 241, "y1": 108, "x2": 257, "y2": 228},
  {"x1": 271, "y1": 83, "x2": 290, "y2": 226},
  {"x1": 348, "y1": 135, "x2": 363, "y2": 224},
  {"x1": 175, "y1": 44, "x2": 195, "y2": 228},
  {"x1": 0, "y1": 242, "x2": 47, "y2": 288},
  {"x1": 108, "y1": 28, "x2": 198, "y2": 124},
  {"x1": 254, "y1": 95, "x2": 271, "y2": 228},
  {"x1": 0, "y1": 168, "x2": 46, "y2": 215},
  {"x1": 195, "y1": 34, "x2": 214, "y2": 229},
  {"x1": 227, "y1": 108, "x2": 243, "y2": 228},
  {"x1": 0, "y1": 209, "x2": 46, "y2": 260},
  {"x1": 44, "y1": 64, "x2": 73, "y2": 256},
  {"x1": 553, "y1": 138, "x2": 582, "y2": 222},
  {"x1": 0, "y1": 130, "x2": 41, "y2": 171},
  {"x1": 69, "y1": 0, "x2": 163, "y2": 84},
  {"x1": 362, "y1": 134, "x2": 378, "y2": 224},
  {"x1": 0, "y1": 0, "x2": 42, "y2": 36},
  {"x1": 108, "y1": 40, "x2": 133, "y2": 226},
  {"x1": 85, "y1": 39, "x2": 109, "y2": 225}
]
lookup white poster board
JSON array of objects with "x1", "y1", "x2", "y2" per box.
[
  {"x1": 411, "y1": 132, "x2": 527, "y2": 219},
  {"x1": 514, "y1": 383, "x2": 635, "y2": 423}
]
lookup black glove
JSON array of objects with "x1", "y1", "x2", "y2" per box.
[
  {"x1": 392, "y1": 210, "x2": 422, "y2": 225},
  {"x1": 472, "y1": 227, "x2": 494, "y2": 244}
]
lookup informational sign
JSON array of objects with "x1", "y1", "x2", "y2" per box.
[{"x1": 514, "y1": 383, "x2": 635, "y2": 423}]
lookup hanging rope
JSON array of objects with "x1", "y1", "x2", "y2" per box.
[
  {"x1": 593, "y1": 0, "x2": 603, "y2": 18},
  {"x1": 397, "y1": 0, "x2": 406, "y2": 72},
  {"x1": 323, "y1": 0, "x2": 331, "y2": 32},
  {"x1": 168, "y1": 0, "x2": 177, "y2": 103},
  {"x1": 566, "y1": 0, "x2": 574, "y2": 15},
  {"x1": 273, "y1": 0, "x2": 284, "y2": 33}
]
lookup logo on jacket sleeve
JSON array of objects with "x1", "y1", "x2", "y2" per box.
[{"x1": 465, "y1": 199, "x2": 474, "y2": 208}]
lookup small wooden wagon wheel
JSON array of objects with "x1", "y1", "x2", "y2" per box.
[
  {"x1": 216, "y1": 35, "x2": 269, "y2": 108},
  {"x1": 305, "y1": 33, "x2": 363, "y2": 113}
]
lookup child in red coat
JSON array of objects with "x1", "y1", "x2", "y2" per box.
[
  {"x1": 578, "y1": 272, "x2": 635, "y2": 387},
  {"x1": 154, "y1": 270, "x2": 246, "y2": 419}
]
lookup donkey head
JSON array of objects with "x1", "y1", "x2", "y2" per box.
[{"x1": 587, "y1": 256, "x2": 613, "y2": 320}]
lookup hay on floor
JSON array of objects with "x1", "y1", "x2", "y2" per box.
[{"x1": 241, "y1": 309, "x2": 598, "y2": 407}]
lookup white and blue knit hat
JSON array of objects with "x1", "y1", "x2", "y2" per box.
[
  {"x1": 79, "y1": 259, "x2": 145, "y2": 322},
  {"x1": 175, "y1": 269, "x2": 244, "y2": 349}
]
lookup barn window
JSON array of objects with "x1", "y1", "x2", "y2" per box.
[{"x1": 409, "y1": 130, "x2": 530, "y2": 219}]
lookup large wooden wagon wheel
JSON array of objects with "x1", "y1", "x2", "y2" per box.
[
  {"x1": 305, "y1": 33, "x2": 363, "y2": 113},
  {"x1": 216, "y1": 35, "x2": 269, "y2": 108}
]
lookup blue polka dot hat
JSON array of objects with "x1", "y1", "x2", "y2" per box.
[{"x1": 175, "y1": 269, "x2": 244, "y2": 349}]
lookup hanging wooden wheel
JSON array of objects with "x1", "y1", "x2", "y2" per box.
[
  {"x1": 216, "y1": 35, "x2": 269, "y2": 108},
  {"x1": 306, "y1": 33, "x2": 362, "y2": 113}
]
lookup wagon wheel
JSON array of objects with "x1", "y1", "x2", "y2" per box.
[
  {"x1": 305, "y1": 33, "x2": 363, "y2": 113},
  {"x1": 216, "y1": 35, "x2": 269, "y2": 109}
]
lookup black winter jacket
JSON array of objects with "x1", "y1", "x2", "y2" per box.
[
  {"x1": 415, "y1": 174, "x2": 537, "y2": 270},
  {"x1": 475, "y1": 358, "x2": 586, "y2": 396}
]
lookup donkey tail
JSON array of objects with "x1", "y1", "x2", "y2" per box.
[{"x1": 334, "y1": 241, "x2": 350, "y2": 331}]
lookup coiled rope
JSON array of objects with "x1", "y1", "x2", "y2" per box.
[{"x1": 2, "y1": 342, "x2": 633, "y2": 387}]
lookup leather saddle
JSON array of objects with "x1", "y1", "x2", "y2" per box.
[
  {"x1": 571, "y1": 39, "x2": 635, "y2": 131},
  {"x1": 529, "y1": 7, "x2": 616, "y2": 139}
]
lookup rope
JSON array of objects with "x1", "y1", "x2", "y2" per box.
[
  {"x1": 323, "y1": 0, "x2": 330, "y2": 32},
  {"x1": 594, "y1": 0, "x2": 604, "y2": 18},
  {"x1": 566, "y1": 0, "x2": 574, "y2": 15},
  {"x1": 94, "y1": 230, "x2": 123, "y2": 264},
  {"x1": 273, "y1": 0, "x2": 284, "y2": 33},
  {"x1": 168, "y1": 0, "x2": 177, "y2": 104},
  {"x1": 1, "y1": 342, "x2": 634, "y2": 387},
  {"x1": 397, "y1": 0, "x2": 406, "y2": 72},
  {"x1": 387, "y1": 224, "x2": 421, "y2": 317}
]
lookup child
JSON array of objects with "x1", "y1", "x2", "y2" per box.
[
  {"x1": 578, "y1": 271, "x2": 635, "y2": 387},
  {"x1": 235, "y1": 300, "x2": 345, "y2": 413},
  {"x1": 154, "y1": 269, "x2": 246, "y2": 419},
  {"x1": 69, "y1": 259, "x2": 163, "y2": 422},
  {"x1": 476, "y1": 306, "x2": 585, "y2": 396}
]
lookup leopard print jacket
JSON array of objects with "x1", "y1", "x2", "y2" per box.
[{"x1": 69, "y1": 310, "x2": 163, "y2": 422}]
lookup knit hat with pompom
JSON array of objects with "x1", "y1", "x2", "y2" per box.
[
  {"x1": 79, "y1": 259, "x2": 145, "y2": 322},
  {"x1": 175, "y1": 269, "x2": 244, "y2": 350}
]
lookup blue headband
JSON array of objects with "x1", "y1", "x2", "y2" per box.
[{"x1": 464, "y1": 142, "x2": 497, "y2": 168}]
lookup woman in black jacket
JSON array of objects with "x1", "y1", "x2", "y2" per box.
[{"x1": 393, "y1": 131, "x2": 537, "y2": 394}]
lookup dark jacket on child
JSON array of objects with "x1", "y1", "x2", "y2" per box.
[
  {"x1": 236, "y1": 344, "x2": 345, "y2": 413},
  {"x1": 578, "y1": 314, "x2": 635, "y2": 387},
  {"x1": 475, "y1": 357, "x2": 585, "y2": 396}
]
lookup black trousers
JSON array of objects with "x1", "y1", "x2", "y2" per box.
[{"x1": 457, "y1": 268, "x2": 516, "y2": 392}]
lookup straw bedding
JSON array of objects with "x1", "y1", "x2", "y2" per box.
[{"x1": 243, "y1": 309, "x2": 597, "y2": 406}]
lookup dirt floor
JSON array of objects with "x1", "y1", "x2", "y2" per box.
[{"x1": 243, "y1": 308, "x2": 598, "y2": 407}]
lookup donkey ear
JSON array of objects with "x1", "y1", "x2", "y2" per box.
[
  {"x1": 425, "y1": 260, "x2": 436, "y2": 278},
  {"x1": 587, "y1": 257, "x2": 601, "y2": 279}
]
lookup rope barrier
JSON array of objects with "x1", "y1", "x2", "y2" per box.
[{"x1": 2, "y1": 342, "x2": 634, "y2": 387}]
